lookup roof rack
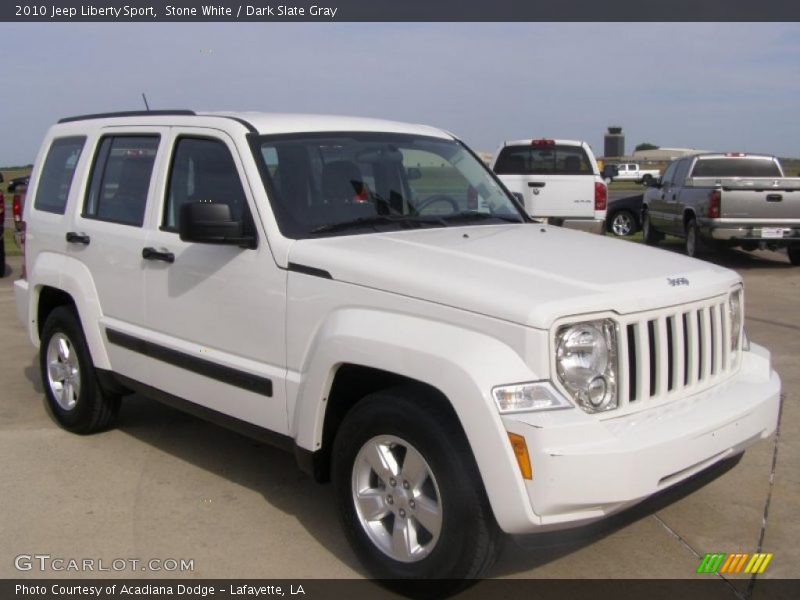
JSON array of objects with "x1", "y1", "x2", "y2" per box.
[{"x1": 58, "y1": 110, "x2": 196, "y2": 124}]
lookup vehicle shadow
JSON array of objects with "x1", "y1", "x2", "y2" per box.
[
  {"x1": 114, "y1": 393, "x2": 369, "y2": 575},
  {"x1": 110, "y1": 391, "x2": 743, "y2": 579},
  {"x1": 492, "y1": 454, "x2": 742, "y2": 575},
  {"x1": 655, "y1": 242, "x2": 793, "y2": 271}
]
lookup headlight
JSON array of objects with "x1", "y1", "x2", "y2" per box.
[
  {"x1": 729, "y1": 287, "x2": 743, "y2": 354},
  {"x1": 492, "y1": 382, "x2": 572, "y2": 414},
  {"x1": 555, "y1": 319, "x2": 618, "y2": 413}
]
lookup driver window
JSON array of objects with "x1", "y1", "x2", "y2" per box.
[
  {"x1": 164, "y1": 137, "x2": 247, "y2": 231},
  {"x1": 403, "y1": 149, "x2": 476, "y2": 213}
]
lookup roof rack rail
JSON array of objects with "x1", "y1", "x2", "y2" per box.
[{"x1": 58, "y1": 110, "x2": 196, "y2": 124}]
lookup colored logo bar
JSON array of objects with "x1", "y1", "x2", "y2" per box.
[{"x1": 697, "y1": 553, "x2": 773, "y2": 574}]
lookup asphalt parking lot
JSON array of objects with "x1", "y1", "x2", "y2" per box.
[{"x1": 0, "y1": 243, "x2": 797, "y2": 593}]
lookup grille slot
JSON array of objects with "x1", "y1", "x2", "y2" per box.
[{"x1": 618, "y1": 296, "x2": 738, "y2": 408}]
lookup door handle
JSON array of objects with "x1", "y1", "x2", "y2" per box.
[
  {"x1": 65, "y1": 232, "x2": 90, "y2": 245},
  {"x1": 527, "y1": 182, "x2": 546, "y2": 188},
  {"x1": 142, "y1": 247, "x2": 175, "y2": 263},
  {"x1": 671, "y1": 194, "x2": 677, "y2": 201},
  {"x1": 766, "y1": 194, "x2": 783, "y2": 202}
]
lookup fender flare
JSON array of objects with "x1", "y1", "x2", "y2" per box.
[
  {"x1": 289, "y1": 307, "x2": 544, "y2": 532},
  {"x1": 29, "y1": 252, "x2": 111, "y2": 369}
]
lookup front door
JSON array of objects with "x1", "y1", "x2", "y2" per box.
[{"x1": 141, "y1": 129, "x2": 288, "y2": 434}]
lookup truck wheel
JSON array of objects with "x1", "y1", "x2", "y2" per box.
[
  {"x1": 685, "y1": 218, "x2": 705, "y2": 258},
  {"x1": 332, "y1": 388, "x2": 499, "y2": 584},
  {"x1": 642, "y1": 174, "x2": 654, "y2": 186},
  {"x1": 40, "y1": 306, "x2": 120, "y2": 434},
  {"x1": 610, "y1": 210, "x2": 636, "y2": 236},
  {"x1": 788, "y1": 245, "x2": 800, "y2": 266},
  {"x1": 642, "y1": 211, "x2": 662, "y2": 245}
]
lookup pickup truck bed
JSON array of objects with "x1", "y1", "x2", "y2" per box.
[{"x1": 643, "y1": 154, "x2": 800, "y2": 263}]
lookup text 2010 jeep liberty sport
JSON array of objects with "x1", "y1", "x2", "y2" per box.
[{"x1": 15, "y1": 111, "x2": 780, "y2": 582}]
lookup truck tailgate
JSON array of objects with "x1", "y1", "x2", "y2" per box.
[
  {"x1": 500, "y1": 174, "x2": 596, "y2": 218},
  {"x1": 702, "y1": 177, "x2": 800, "y2": 220}
]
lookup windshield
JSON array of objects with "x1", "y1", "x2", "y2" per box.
[{"x1": 254, "y1": 132, "x2": 525, "y2": 238}]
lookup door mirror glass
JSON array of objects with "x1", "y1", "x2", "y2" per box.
[{"x1": 179, "y1": 201, "x2": 256, "y2": 248}]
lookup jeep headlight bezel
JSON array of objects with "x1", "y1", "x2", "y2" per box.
[{"x1": 555, "y1": 318, "x2": 618, "y2": 413}]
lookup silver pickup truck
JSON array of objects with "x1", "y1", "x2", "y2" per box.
[{"x1": 642, "y1": 153, "x2": 800, "y2": 264}]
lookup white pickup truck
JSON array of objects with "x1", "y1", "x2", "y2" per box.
[
  {"x1": 491, "y1": 139, "x2": 606, "y2": 234},
  {"x1": 611, "y1": 163, "x2": 661, "y2": 185},
  {"x1": 16, "y1": 111, "x2": 780, "y2": 585}
]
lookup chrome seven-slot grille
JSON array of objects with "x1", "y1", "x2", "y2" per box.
[{"x1": 617, "y1": 295, "x2": 740, "y2": 408}]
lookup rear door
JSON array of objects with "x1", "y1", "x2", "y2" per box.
[
  {"x1": 493, "y1": 143, "x2": 596, "y2": 218},
  {"x1": 647, "y1": 160, "x2": 678, "y2": 230},
  {"x1": 664, "y1": 158, "x2": 693, "y2": 233},
  {"x1": 70, "y1": 129, "x2": 167, "y2": 383}
]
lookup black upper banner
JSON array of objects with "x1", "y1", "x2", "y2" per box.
[{"x1": 3, "y1": 0, "x2": 800, "y2": 22}]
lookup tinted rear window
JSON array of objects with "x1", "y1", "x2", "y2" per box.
[
  {"x1": 33, "y1": 136, "x2": 86, "y2": 214},
  {"x1": 494, "y1": 144, "x2": 593, "y2": 175},
  {"x1": 691, "y1": 158, "x2": 782, "y2": 178}
]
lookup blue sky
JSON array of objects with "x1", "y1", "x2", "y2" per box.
[{"x1": 1, "y1": 22, "x2": 799, "y2": 165}]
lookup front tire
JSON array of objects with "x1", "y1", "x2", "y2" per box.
[
  {"x1": 332, "y1": 388, "x2": 499, "y2": 583},
  {"x1": 642, "y1": 210, "x2": 662, "y2": 245},
  {"x1": 40, "y1": 306, "x2": 120, "y2": 434}
]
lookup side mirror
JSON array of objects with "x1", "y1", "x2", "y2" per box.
[
  {"x1": 179, "y1": 202, "x2": 256, "y2": 248},
  {"x1": 406, "y1": 167, "x2": 422, "y2": 180}
]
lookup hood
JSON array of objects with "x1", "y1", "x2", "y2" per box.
[{"x1": 288, "y1": 224, "x2": 740, "y2": 329}]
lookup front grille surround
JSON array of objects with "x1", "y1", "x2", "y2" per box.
[{"x1": 551, "y1": 293, "x2": 742, "y2": 418}]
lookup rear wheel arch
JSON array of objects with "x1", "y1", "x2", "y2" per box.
[{"x1": 36, "y1": 286, "x2": 77, "y2": 339}]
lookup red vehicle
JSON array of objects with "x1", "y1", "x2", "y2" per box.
[{"x1": 1, "y1": 191, "x2": 5, "y2": 276}]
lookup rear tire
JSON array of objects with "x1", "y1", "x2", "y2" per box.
[
  {"x1": 685, "y1": 218, "x2": 705, "y2": 258},
  {"x1": 39, "y1": 306, "x2": 120, "y2": 434},
  {"x1": 788, "y1": 245, "x2": 800, "y2": 266},
  {"x1": 609, "y1": 210, "x2": 636, "y2": 236},
  {"x1": 642, "y1": 210, "x2": 662, "y2": 245},
  {"x1": 332, "y1": 387, "x2": 499, "y2": 586},
  {"x1": 642, "y1": 174, "x2": 654, "y2": 186}
]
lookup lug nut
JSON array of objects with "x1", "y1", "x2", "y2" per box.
[
  {"x1": 409, "y1": 500, "x2": 415, "y2": 509},
  {"x1": 389, "y1": 478, "x2": 396, "y2": 487},
  {"x1": 402, "y1": 480, "x2": 409, "y2": 489},
  {"x1": 399, "y1": 509, "x2": 406, "y2": 518},
  {"x1": 386, "y1": 495, "x2": 393, "y2": 505}
]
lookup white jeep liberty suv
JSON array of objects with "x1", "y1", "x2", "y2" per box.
[{"x1": 15, "y1": 110, "x2": 780, "y2": 582}]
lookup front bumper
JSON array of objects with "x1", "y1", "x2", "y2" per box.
[{"x1": 499, "y1": 343, "x2": 780, "y2": 533}]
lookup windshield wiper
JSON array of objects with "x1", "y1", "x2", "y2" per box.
[
  {"x1": 442, "y1": 211, "x2": 523, "y2": 224},
  {"x1": 310, "y1": 214, "x2": 448, "y2": 235}
]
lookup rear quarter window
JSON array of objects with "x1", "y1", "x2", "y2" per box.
[
  {"x1": 33, "y1": 136, "x2": 86, "y2": 214},
  {"x1": 494, "y1": 144, "x2": 593, "y2": 175}
]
